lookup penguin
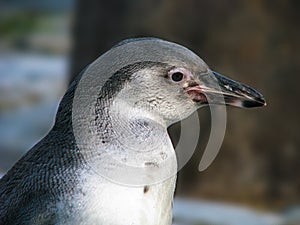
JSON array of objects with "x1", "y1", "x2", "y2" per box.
[{"x1": 0, "y1": 38, "x2": 266, "y2": 225}]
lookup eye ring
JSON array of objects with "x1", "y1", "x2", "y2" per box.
[{"x1": 168, "y1": 67, "x2": 192, "y2": 83}]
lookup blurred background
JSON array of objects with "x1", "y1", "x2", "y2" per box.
[{"x1": 0, "y1": 0, "x2": 299, "y2": 224}]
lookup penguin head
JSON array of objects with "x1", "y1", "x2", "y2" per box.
[
  {"x1": 95, "y1": 38, "x2": 266, "y2": 126},
  {"x1": 60, "y1": 38, "x2": 266, "y2": 184}
]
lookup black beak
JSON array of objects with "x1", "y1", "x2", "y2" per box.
[
  {"x1": 186, "y1": 71, "x2": 266, "y2": 108},
  {"x1": 209, "y1": 71, "x2": 266, "y2": 108}
]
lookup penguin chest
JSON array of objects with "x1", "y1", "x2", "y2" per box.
[{"x1": 76, "y1": 175, "x2": 176, "y2": 225}]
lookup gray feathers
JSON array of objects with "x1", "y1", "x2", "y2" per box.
[
  {"x1": 0, "y1": 73, "x2": 85, "y2": 224},
  {"x1": 0, "y1": 37, "x2": 265, "y2": 225}
]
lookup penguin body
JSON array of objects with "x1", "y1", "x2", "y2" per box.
[{"x1": 0, "y1": 38, "x2": 265, "y2": 225}]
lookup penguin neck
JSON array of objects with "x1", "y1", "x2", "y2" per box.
[
  {"x1": 90, "y1": 97, "x2": 177, "y2": 185},
  {"x1": 109, "y1": 98, "x2": 168, "y2": 130},
  {"x1": 106, "y1": 98, "x2": 170, "y2": 154}
]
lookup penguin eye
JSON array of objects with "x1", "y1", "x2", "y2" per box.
[
  {"x1": 168, "y1": 68, "x2": 190, "y2": 83},
  {"x1": 171, "y1": 72, "x2": 184, "y2": 82}
]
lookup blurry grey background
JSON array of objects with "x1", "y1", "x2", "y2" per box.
[{"x1": 0, "y1": 0, "x2": 299, "y2": 224}]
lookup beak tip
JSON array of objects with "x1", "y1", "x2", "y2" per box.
[
  {"x1": 242, "y1": 97, "x2": 267, "y2": 108},
  {"x1": 211, "y1": 70, "x2": 267, "y2": 109},
  {"x1": 259, "y1": 96, "x2": 267, "y2": 107}
]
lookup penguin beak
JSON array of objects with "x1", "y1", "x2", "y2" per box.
[{"x1": 185, "y1": 71, "x2": 266, "y2": 108}]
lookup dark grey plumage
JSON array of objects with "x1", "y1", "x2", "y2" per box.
[{"x1": 0, "y1": 76, "x2": 84, "y2": 224}]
